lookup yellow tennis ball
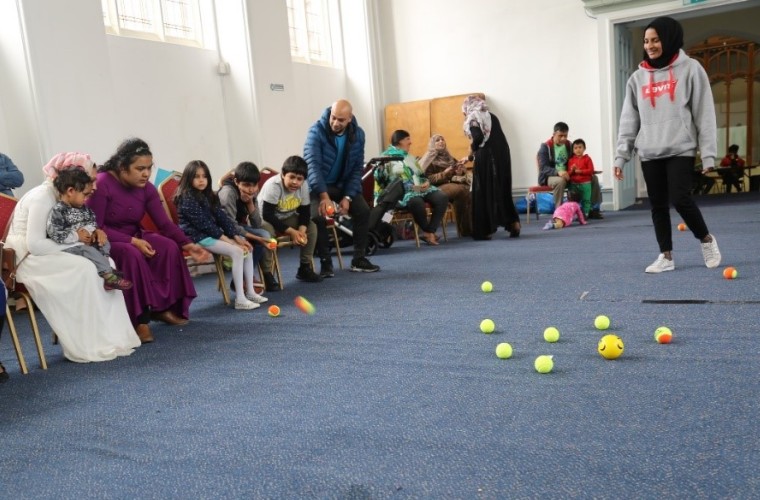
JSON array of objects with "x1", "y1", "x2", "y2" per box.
[
  {"x1": 543, "y1": 327, "x2": 560, "y2": 343},
  {"x1": 294, "y1": 296, "x2": 315, "y2": 315},
  {"x1": 598, "y1": 334, "x2": 624, "y2": 359},
  {"x1": 654, "y1": 326, "x2": 672, "y2": 344},
  {"x1": 495, "y1": 342, "x2": 513, "y2": 359},
  {"x1": 481, "y1": 281, "x2": 493, "y2": 293},
  {"x1": 594, "y1": 315, "x2": 611, "y2": 330},
  {"x1": 480, "y1": 319, "x2": 495, "y2": 334},
  {"x1": 534, "y1": 355, "x2": 554, "y2": 373}
]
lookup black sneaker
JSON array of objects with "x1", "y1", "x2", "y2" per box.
[
  {"x1": 351, "y1": 257, "x2": 380, "y2": 273},
  {"x1": 263, "y1": 272, "x2": 280, "y2": 292},
  {"x1": 588, "y1": 209, "x2": 604, "y2": 220},
  {"x1": 320, "y1": 259, "x2": 335, "y2": 278},
  {"x1": 296, "y1": 264, "x2": 323, "y2": 282}
]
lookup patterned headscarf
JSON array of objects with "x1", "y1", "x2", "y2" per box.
[
  {"x1": 42, "y1": 152, "x2": 94, "y2": 180},
  {"x1": 462, "y1": 96, "x2": 491, "y2": 143},
  {"x1": 420, "y1": 134, "x2": 456, "y2": 171}
]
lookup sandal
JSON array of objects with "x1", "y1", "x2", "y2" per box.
[
  {"x1": 423, "y1": 233, "x2": 439, "y2": 246},
  {"x1": 0, "y1": 362, "x2": 9, "y2": 383}
]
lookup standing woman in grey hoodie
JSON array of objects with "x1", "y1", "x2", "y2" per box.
[{"x1": 613, "y1": 16, "x2": 721, "y2": 274}]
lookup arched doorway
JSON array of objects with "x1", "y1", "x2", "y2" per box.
[{"x1": 688, "y1": 36, "x2": 759, "y2": 189}]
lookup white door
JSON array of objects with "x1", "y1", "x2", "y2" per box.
[{"x1": 613, "y1": 24, "x2": 638, "y2": 210}]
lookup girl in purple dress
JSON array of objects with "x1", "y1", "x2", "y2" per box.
[{"x1": 87, "y1": 138, "x2": 210, "y2": 343}]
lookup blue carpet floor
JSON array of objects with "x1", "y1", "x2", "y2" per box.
[{"x1": 2, "y1": 193, "x2": 759, "y2": 498}]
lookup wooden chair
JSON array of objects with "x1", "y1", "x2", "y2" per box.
[
  {"x1": 157, "y1": 172, "x2": 231, "y2": 305},
  {"x1": 0, "y1": 193, "x2": 47, "y2": 373}
]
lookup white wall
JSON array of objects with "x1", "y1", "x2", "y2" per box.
[
  {"x1": 376, "y1": 0, "x2": 605, "y2": 191},
  {"x1": 0, "y1": 0, "x2": 379, "y2": 196}
]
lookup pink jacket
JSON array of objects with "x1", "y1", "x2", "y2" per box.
[{"x1": 553, "y1": 201, "x2": 587, "y2": 227}]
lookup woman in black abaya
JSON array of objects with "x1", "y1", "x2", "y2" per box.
[{"x1": 463, "y1": 95, "x2": 520, "y2": 240}]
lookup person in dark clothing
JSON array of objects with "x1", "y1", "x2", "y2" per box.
[{"x1": 462, "y1": 95, "x2": 520, "y2": 240}]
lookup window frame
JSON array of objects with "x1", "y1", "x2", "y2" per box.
[
  {"x1": 286, "y1": 0, "x2": 338, "y2": 67},
  {"x1": 101, "y1": 0, "x2": 205, "y2": 48}
]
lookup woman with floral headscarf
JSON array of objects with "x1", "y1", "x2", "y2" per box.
[
  {"x1": 4, "y1": 152, "x2": 140, "y2": 363},
  {"x1": 614, "y1": 16, "x2": 721, "y2": 274},
  {"x1": 419, "y1": 134, "x2": 472, "y2": 237},
  {"x1": 462, "y1": 95, "x2": 520, "y2": 240}
]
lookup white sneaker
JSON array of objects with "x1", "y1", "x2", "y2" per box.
[
  {"x1": 245, "y1": 292, "x2": 269, "y2": 304},
  {"x1": 234, "y1": 299, "x2": 260, "y2": 310},
  {"x1": 701, "y1": 235, "x2": 721, "y2": 268},
  {"x1": 645, "y1": 254, "x2": 675, "y2": 273}
]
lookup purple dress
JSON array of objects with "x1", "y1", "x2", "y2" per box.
[{"x1": 86, "y1": 172, "x2": 197, "y2": 325}]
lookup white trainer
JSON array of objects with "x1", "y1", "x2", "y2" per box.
[
  {"x1": 245, "y1": 292, "x2": 269, "y2": 304},
  {"x1": 701, "y1": 235, "x2": 721, "y2": 268},
  {"x1": 235, "y1": 299, "x2": 260, "y2": 310},
  {"x1": 645, "y1": 254, "x2": 675, "y2": 273}
]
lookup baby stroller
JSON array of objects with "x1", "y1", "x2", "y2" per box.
[{"x1": 329, "y1": 156, "x2": 399, "y2": 256}]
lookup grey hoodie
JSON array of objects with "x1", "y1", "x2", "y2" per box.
[{"x1": 615, "y1": 49, "x2": 717, "y2": 169}]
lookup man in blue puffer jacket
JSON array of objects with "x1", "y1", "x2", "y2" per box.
[
  {"x1": 0, "y1": 153, "x2": 24, "y2": 197},
  {"x1": 304, "y1": 99, "x2": 380, "y2": 275}
]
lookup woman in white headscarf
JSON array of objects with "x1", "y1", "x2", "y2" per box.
[
  {"x1": 462, "y1": 96, "x2": 520, "y2": 239},
  {"x1": 4, "y1": 152, "x2": 140, "y2": 362}
]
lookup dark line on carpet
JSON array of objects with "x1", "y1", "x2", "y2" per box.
[{"x1": 642, "y1": 299, "x2": 760, "y2": 305}]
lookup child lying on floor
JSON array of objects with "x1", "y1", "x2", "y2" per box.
[{"x1": 543, "y1": 190, "x2": 587, "y2": 230}]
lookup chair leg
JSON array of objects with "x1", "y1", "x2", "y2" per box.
[
  {"x1": 272, "y1": 250, "x2": 284, "y2": 290},
  {"x1": 329, "y1": 224, "x2": 344, "y2": 269},
  {"x1": 412, "y1": 221, "x2": 421, "y2": 248},
  {"x1": 20, "y1": 293, "x2": 46, "y2": 370},
  {"x1": 526, "y1": 195, "x2": 531, "y2": 224},
  {"x1": 213, "y1": 256, "x2": 231, "y2": 305},
  {"x1": 6, "y1": 305, "x2": 28, "y2": 374}
]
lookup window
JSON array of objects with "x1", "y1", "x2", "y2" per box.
[
  {"x1": 102, "y1": 0, "x2": 204, "y2": 47},
  {"x1": 286, "y1": 0, "x2": 336, "y2": 66}
]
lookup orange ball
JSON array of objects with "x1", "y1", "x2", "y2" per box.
[
  {"x1": 267, "y1": 239, "x2": 277, "y2": 250},
  {"x1": 722, "y1": 266, "x2": 737, "y2": 279},
  {"x1": 267, "y1": 305, "x2": 280, "y2": 317},
  {"x1": 294, "y1": 296, "x2": 315, "y2": 315},
  {"x1": 677, "y1": 223, "x2": 687, "y2": 231},
  {"x1": 326, "y1": 205, "x2": 335, "y2": 216}
]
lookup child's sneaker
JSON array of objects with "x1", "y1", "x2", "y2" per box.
[
  {"x1": 103, "y1": 272, "x2": 133, "y2": 291},
  {"x1": 542, "y1": 222, "x2": 554, "y2": 230},
  {"x1": 234, "y1": 299, "x2": 260, "y2": 310},
  {"x1": 645, "y1": 254, "x2": 675, "y2": 273},
  {"x1": 245, "y1": 292, "x2": 269, "y2": 304},
  {"x1": 701, "y1": 234, "x2": 721, "y2": 268}
]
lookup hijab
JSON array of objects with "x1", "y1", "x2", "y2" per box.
[
  {"x1": 462, "y1": 96, "x2": 491, "y2": 143},
  {"x1": 643, "y1": 16, "x2": 683, "y2": 69},
  {"x1": 419, "y1": 134, "x2": 457, "y2": 171},
  {"x1": 42, "y1": 152, "x2": 94, "y2": 180}
]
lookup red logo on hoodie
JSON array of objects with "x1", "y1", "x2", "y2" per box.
[{"x1": 642, "y1": 79, "x2": 677, "y2": 99}]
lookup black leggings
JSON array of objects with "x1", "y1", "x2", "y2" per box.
[
  {"x1": 641, "y1": 156, "x2": 709, "y2": 253},
  {"x1": 405, "y1": 190, "x2": 449, "y2": 234}
]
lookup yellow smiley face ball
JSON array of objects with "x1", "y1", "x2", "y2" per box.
[{"x1": 598, "y1": 334, "x2": 624, "y2": 359}]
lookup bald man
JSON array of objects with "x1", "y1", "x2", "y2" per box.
[{"x1": 304, "y1": 99, "x2": 380, "y2": 274}]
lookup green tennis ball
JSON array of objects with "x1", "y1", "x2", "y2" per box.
[
  {"x1": 534, "y1": 355, "x2": 554, "y2": 374},
  {"x1": 481, "y1": 281, "x2": 493, "y2": 293},
  {"x1": 543, "y1": 327, "x2": 560, "y2": 343},
  {"x1": 654, "y1": 326, "x2": 672, "y2": 344},
  {"x1": 480, "y1": 319, "x2": 495, "y2": 334},
  {"x1": 495, "y1": 342, "x2": 513, "y2": 359},
  {"x1": 594, "y1": 315, "x2": 611, "y2": 330}
]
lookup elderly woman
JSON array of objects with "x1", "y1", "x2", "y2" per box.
[
  {"x1": 419, "y1": 134, "x2": 472, "y2": 237},
  {"x1": 4, "y1": 152, "x2": 140, "y2": 362},
  {"x1": 463, "y1": 96, "x2": 521, "y2": 239},
  {"x1": 86, "y1": 138, "x2": 209, "y2": 342},
  {"x1": 377, "y1": 130, "x2": 450, "y2": 246}
]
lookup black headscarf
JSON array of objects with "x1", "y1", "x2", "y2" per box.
[{"x1": 643, "y1": 17, "x2": 684, "y2": 69}]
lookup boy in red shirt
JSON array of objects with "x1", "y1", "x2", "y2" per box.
[{"x1": 568, "y1": 138, "x2": 595, "y2": 217}]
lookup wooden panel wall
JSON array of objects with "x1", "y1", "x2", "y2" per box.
[{"x1": 384, "y1": 93, "x2": 485, "y2": 161}]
